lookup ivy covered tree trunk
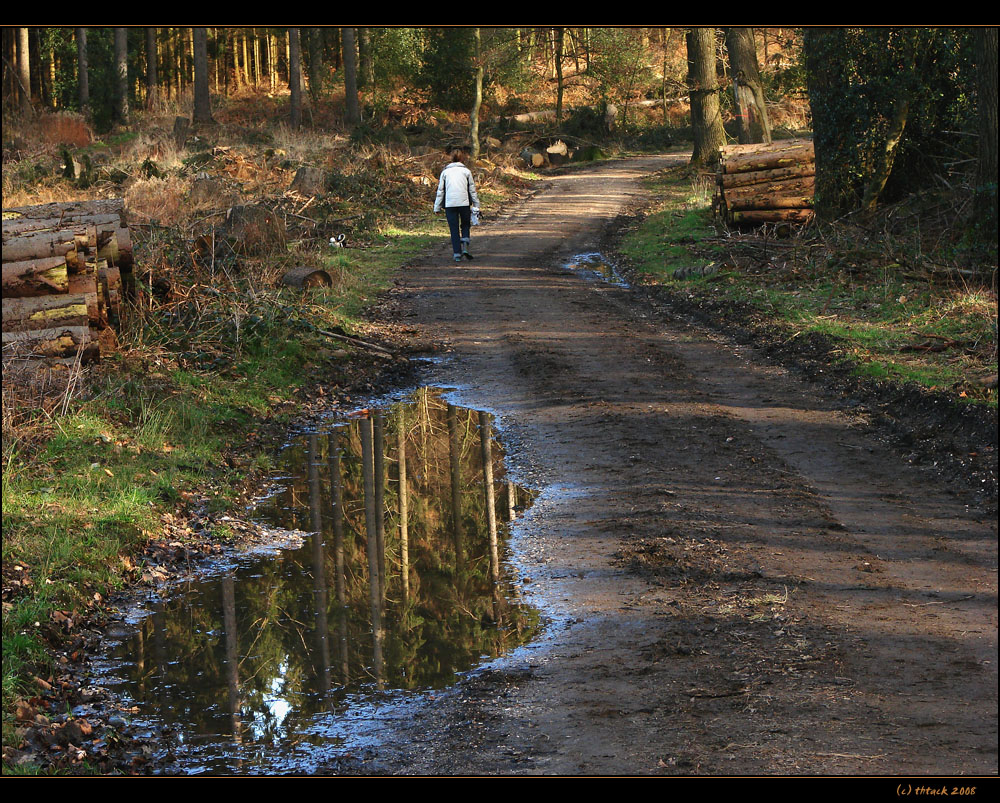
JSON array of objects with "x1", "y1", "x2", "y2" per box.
[
  {"x1": 803, "y1": 27, "x2": 852, "y2": 219},
  {"x1": 974, "y1": 26, "x2": 998, "y2": 242},
  {"x1": 724, "y1": 27, "x2": 771, "y2": 145},
  {"x1": 686, "y1": 27, "x2": 725, "y2": 167}
]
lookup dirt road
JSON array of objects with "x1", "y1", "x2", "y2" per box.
[{"x1": 329, "y1": 154, "x2": 997, "y2": 776}]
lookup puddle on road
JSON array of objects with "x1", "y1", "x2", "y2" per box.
[
  {"x1": 564, "y1": 252, "x2": 629, "y2": 288},
  {"x1": 98, "y1": 388, "x2": 540, "y2": 774}
]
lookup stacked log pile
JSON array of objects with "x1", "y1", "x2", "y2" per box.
[
  {"x1": 715, "y1": 138, "x2": 815, "y2": 227},
  {"x1": 3, "y1": 199, "x2": 132, "y2": 365}
]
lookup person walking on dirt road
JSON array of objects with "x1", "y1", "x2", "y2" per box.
[{"x1": 434, "y1": 149, "x2": 480, "y2": 263}]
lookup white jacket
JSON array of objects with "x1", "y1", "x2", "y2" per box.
[{"x1": 434, "y1": 161, "x2": 480, "y2": 212}]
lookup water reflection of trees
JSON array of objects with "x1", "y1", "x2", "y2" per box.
[{"x1": 115, "y1": 389, "x2": 539, "y2": 767}]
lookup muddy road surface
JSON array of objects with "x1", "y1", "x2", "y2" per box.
[{"x1": 313, "y1": 153, "x2": 998, "y2": 777}]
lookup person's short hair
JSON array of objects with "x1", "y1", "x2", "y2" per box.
[{"x1": 450, "y1": 149, "x2": 464, "y2": 162}]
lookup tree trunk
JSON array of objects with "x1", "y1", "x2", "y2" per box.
[
  {"x1": 686, "y1": 27, "x2": 725, "y2": 167},
  {"x1": 288, "y1": 27, "x2": 302, "y2": 129},
  {"x1": 554, "y1": 27, "x2": 565, "y2": 123},
  {"x1": 471, "y1": 28, "x2": 483, "y2": 160},
  {"x1": 114, "y1": 27, "x2": 129, "y2": 125},
  {"x1": 803, "y1": 27, "x2": 851, "y2": 219},
  {"x1": 357, "y1": 27, "x2": 373, "y2": 90},
  {"x1": 974, "y1": 26, "x2": 998, "y2": 237},
  {"x1": 192, "y1": 27, "x2": 213, "y2": 123},
  {"x1": 479, "y1": 411, "x2": 501, "y2": 621},
  {"x1": 447, "y1": 404, "x2": 465, "y2": 571},
  {"x1": 724, "y1": 27, "x2": 771, "y2": 145},
  {"x1": 861, "y1": 95, "x2": 909, "y2": 211},
  {"x1": 341, "y1": 27, "x2": 360, "y2": 127},
  {"x1": 145, "y1": 28, "x2": 158, "y2": 109},
  {"x1": 308, "y1": 27, "x2": 324, "y2": 106},
  {"x1": 76, "y1": 28, "x2": 89, "y2": 115},
  {"x1": 17, "y1": 27, "x2": 31, "y2": 114}
]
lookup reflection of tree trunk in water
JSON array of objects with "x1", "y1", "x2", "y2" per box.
[
  {"x1": 373, "y1": 413, "x2": 386, "y2": 601},
  {"x1": 221, "y1": 572, "x2": 243, "y2": 743},
  {"x1": 447, "y1": 404, "x2": 466, "y2": 572},
  {"x1": 396, "y1": 410, "x2": 410, "y2": 602},
  {"x1": 136, "y1": 626, "x2": 145, "y2": 696},
  {"x1": 152, "y1": 604, "x2": 170, "y2": 714},
  {"x1": 328, "y1": 430, "x2": 350, "y2": 686},
  {"x1": 419, "y1": 388, "x2": 429, "y2": 488},
  {"x1": 507, "y1": 482, "x2": 517, "y2": 522},
  {"x1": 479, "y1": 411, "x2": 502, "y2": 622},
  {"x1": 360, "y1": 416, "x2": 384, "y2": 688},
  {"x1": 307, "y1": 434, "x2": 330, "y2": 697}
]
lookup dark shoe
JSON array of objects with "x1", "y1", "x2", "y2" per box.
[{"x1": 463, "y1": 251, "x2": 474, "y2": 260}]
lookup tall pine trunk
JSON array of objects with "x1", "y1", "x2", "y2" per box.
[
  {"x1": 114, "y1": 27, "x2": 129, "y2": 125},
  {"x1": 145, "y1": 28, "x2": 158, "y2": 109},
  {"x1": 288, "y1": 27, "x2": 302, "y2": 130},
  {"x1": 17, "y1": 27, "x2": 31, "y2": 114},
  {"x1": 471, "y1": 28, "x2": 483, "y2": 159},
  {"x1": 342, "y1": 27, "x2": 360, "y2": 127},
  {"x1": 192, "y1": 27, "x2": 213, "y2": 123},
  {"x1": 76, "y1": 28, "x2": 89, "y2": 116}
]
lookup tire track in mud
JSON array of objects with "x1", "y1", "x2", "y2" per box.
[{"x1": 325, "y1": 154, "x2": 996, "y2": 776}]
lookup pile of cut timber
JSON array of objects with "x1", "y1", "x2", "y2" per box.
[
  {"x1": 715, "y1": 138, "x2": 815, "y2": 227},
  {"x1": 2, "y1": 199, "x2": 132, "y2": 365}
]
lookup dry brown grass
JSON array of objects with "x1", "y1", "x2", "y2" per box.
[
  {"x1": 1, "y1": 356, "x2": 88, "y2": 463},
  {"x1": 123, "y1": 176, "x2": 190, "y2": 226}
]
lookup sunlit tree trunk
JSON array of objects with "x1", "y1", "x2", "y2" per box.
[
  {"x1": 471, "y1": 28, "x2": 483, "y2": 159},
  {"x1": 16, "y1": 27, "x2": 31, "y2": 114},
  {"x1": 724, "y1": 27, "x2": 771, "y2": 145},
  {"x1": 686, "y1": 27, "x2": 725, "y2": 166}
]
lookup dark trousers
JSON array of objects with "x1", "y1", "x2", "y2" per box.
[{"x1": 445, "y1": 206, "x2": 471, "y2": 255}]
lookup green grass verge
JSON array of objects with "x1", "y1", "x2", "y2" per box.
[
  {"x1": 1, "y1": 216, "x2": 451, "y2": 764},
  {"x1": 621, "y1": 166, "x2": 997, "y2": 406}
]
